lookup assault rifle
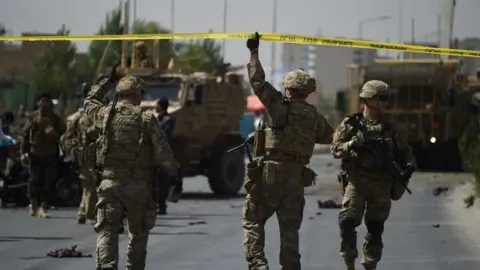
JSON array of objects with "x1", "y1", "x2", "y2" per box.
[
  {"x1": 103, "y1": 59, "x2": 122, "y2": 135},
  {"x1": 227, "y1": 133, "x2": 254, "y2": 162},
  {"x1": 346, "y1": 114, "x2": 412, "y2": 195}
]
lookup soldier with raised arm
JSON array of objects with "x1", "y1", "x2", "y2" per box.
[
  {"x1": 242, "y1": 32, "x2": 333, "y2": 270},
  {"x1": 83, "y1": 68, "x2": 181, "y2": 270}
]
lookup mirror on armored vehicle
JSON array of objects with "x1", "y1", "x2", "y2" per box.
[{"x1": 194, "y1": 85, "x2": 204, "y2": 105}]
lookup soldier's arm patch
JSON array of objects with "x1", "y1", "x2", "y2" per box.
[{"x1": 330, "y1": 117, "x2": 354, "y2": 159}]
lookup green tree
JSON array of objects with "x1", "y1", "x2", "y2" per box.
[
  {"x1": 87, "y1": 6, "x2": 172, "y2": 79},
  {"x1": 175, "y1": 37, "x2": 224, "y2": 73},
  {"x1": 86, "y1": 7, "x2": 123, "y2": 81},
  {"x1": 32, "y1": 24, "x2": 78, "y2": 101},
  {"x1": 0, "y1": 24, "x2": 6, "y2": 45},
  {"x1": 0, "y1": 24, "x2": 6, "y2": 36}
]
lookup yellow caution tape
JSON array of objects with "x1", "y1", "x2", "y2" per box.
[{"x1": 1, "y1": 32, "x2": 479, "y2": 58}]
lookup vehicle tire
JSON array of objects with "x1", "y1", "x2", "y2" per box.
[{"x1": 207, "y1": 147, "x2": 245, "y2": 197}]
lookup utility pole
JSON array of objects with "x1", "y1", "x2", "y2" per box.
[
  {"x1": 171, "y1": 0, "x2": 175, "y2": 32},
  {"x1": 222, "y1": 0, "x2": 227, "y2": 60},
  {"x1": 270, "y1": 0, "x2": 278, "y2": 86}
]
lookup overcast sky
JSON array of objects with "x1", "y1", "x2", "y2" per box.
[{"x1": 1, "y1": 0, "x2": 479, "y2": 69}]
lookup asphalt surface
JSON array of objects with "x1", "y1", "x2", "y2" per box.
[{"x1": 1, "y1": 154, "x2": 480, "y2": 270}]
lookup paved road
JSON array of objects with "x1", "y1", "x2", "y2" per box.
[{"x1": 1, "y1": 154, "x2": 480, "y2": 270}]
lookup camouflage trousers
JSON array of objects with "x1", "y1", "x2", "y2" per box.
[
  {"x1": 77, "y1": 169, "x2": 97, "y2": 220},
  {"x1": 242, "y1": 160, "x2": 305, "y2": 270},
  {"x1": 338, "y1": 176, "x2": 392, "y2": 269},
  {"x1": 28, "y1": 155, "x2": 58, "y2": 205},
  {"x1": 95, "y1": 179, "x2": 156, "y2": 270}
]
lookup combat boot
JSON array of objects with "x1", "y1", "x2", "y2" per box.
[
  {"x1": 345, "y1": 261, "x2": 355, "y2": 270},
  {"x1": 38, "y1": 202, "x2": 50, "y2": 219},
  {"x1": 28, "y1": 200, "x2": 38, "y2": 216},
  {"x1": 77, "y1": 215, "x2": 86, "y2": 224}
]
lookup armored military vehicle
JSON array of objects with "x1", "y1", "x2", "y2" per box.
[
  {"x1": 345, "y1": 59, "x2": 471, "y2": 171},
  {"x1": 105, "y1": 40, "x2": 247, "y2": 196}
]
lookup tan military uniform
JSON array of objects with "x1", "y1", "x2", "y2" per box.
[
  {"x1": 61, "y1": 108, "x2": 99, "y2": 223},
  {"x1": 331, "y1": 80, "x2": 415, "y2": 270},
  {"x1": 243, "y1": 59, "x2": 333, "y2": 270},
  {"x1": 84, "y1": 76, "x2": 179, "y2": 270}
]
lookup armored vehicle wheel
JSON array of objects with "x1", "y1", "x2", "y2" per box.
[{"x1": 207, "y1": 147, "x2": 245, "y2": 197}]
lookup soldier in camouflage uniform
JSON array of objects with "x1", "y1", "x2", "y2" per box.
[
  {"x1": 84, "y1": 73, "x2": 181, "y2": 270},
  {"x1": 21, "y1": 93, "x2": 66, "y2": 218},
  {"x1": 331, "y1": 80, "x2": 416, "y2": 270},
  {"x1": 243, "y1": 32, "x2": 333, "y2": 270},
  {"x1": 61, "y1": 84, "x2": 99, "y2": 224},
  {"x1": 459, "y1": 92, "x2": 480, "y2": 182},
  {"x1": 134, "y1": 41, "x2": 153, "y2": 68}
]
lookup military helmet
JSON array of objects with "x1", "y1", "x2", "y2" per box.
[
  {"x1": 282, "y1": 69, "x2": 316, "y2": 95},
  {"x1": 135, "y1": 41, "x2": 146, "y2": 48},
  {"x1": 116, "y1": 75, "x2": 147, "y2": 94},
  {"x1": 359, "y1": 80, "x2": 390, "y2": 99}
]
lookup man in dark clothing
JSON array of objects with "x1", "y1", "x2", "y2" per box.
[
  {"x1": 2, "y1": 112, "x2": 15, "y2": 135},
  {"x1": 22, "y1": 93, "x2": 66, "y2": 218},
  {"x1": 155, "y1": 97, "x2": 176, "y2": 215}
]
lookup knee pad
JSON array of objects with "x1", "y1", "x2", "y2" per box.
[
  {"x1": 338, "y1": 217, "x2": 356, "y2": 237},
  {"x1": 365, "y1": 221, "x2": 385, "y2": 244}
]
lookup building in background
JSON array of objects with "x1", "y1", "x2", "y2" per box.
[{"x1": 281, "y1": 40, "x2": 377, "y2": 111}]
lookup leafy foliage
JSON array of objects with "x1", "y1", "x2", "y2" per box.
[{"x1": 32, "y1": 24, "x2": 78, "y2": 99}]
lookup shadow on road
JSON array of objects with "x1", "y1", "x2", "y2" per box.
[
  {"x1": 154, "y1": 224, "x2": 186, "y2": 228},
  {"x1": 0, "y1": 239, "x2": 21, "y2": 242},
  {"x1": 48, "y1": 216, "x2": 77, "y2": 220},
  {"x1": 0, "y1": 236, "x2": 73, "y2": 241},
  {"x1": 150, "y1": 232, "x2": 207, "y2": 236},
  {"x1": 179, "y1": 192, "x2": 245, "y2": 200}
]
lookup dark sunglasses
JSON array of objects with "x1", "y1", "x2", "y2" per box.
[{"x1": 376, "y1": 95, "x2": 389, "y2": 102}]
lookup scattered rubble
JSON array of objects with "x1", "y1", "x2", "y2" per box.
[
  {"x1": 317, "y1": 200, "x2": 341, "y2": 209},
  {"x1": 188, "y1": 221, "x2": 207, "y2": 226},
  {"x1": 463, "y1": 194, "x2": 475, "y2": 208},
  {"x1": 433, "y1": 186, "x2": 449, "y2": 196},
  {"x1": 46, "y1": 245, "x2": 92, "y2": 258}
]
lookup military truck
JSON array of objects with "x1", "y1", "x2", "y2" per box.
[
  {"x1": 105, "y1": 40, "x2": 247, "y2": 197},
  {"x1": 345, "y1": 59, "x2": 471, "y2": 171}
]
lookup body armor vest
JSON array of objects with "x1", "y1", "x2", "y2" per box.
[
  {"x1": 97, "y1": 103, "x2": 148, "y2": 180},
  {"x1": 264, "y1": 101, "x2": 318, "y2": 165}
]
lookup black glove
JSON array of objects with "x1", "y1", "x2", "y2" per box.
[
  {"x1": 403, "y1": 164, "x2": 415, "y2": 180},
  {"x1": 170, "y1": 176, "x2": 183, "y2": 191},
  {"x1": 349, "y1": 136, "x2": 364, "y2": 152},
  {"x1": 246, "y1": 32, "x2": 261, "y2": 51}
]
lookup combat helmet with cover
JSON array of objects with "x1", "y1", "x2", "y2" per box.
[
  {"x1": 359, "y1": 80, "x2": 390, "y2": 99},
  {"x1": 116, "y1": 75, "x2": 147, "y2": 95},
  {"x1": 282, "y1": 69, "x2": 316, "y2": 95}
]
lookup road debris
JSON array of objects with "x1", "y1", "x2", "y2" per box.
[
  {"x1": 463, "y1": 194, "x2": 475, "y2": 208},
  {"x1": 432, "y1": 223, "x2": 440, "y2": 228},
  {"x1": 317, "y1": 200, "x2": 341, "y2": 209},
  {"x1": 188, "y1": 220, "x2": 207, "y2": 226},
  {"x1": 46, "y1": 245, "x2": 92, "y2": 258},
  {"x1": 433, "y1": 186, "x2": 449, "y2": 196}
]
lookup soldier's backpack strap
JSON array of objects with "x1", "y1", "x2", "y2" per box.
[{"x1": 133, "y1": 107, "x2": 145, "y2": 159}]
